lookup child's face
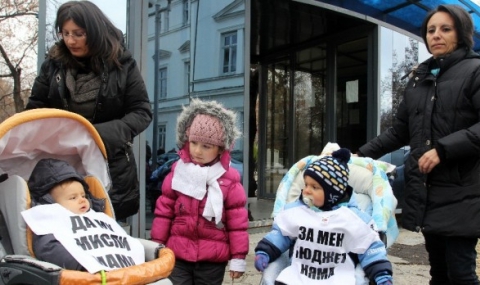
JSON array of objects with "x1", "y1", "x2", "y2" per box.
[
  {"x1": 50, "y1": 180, "x2": 90, "y2": 214},
  {"x1": 189, "y1": 141, "x2": 222, "y2": 165},
  {"x1": 303, "y1": 175, "x2": 325, "y2": 207}
]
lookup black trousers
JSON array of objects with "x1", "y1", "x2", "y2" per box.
[
  {"x1": 423, "y1": 233, "x2": 479, "y2": 285},
  {"x1": 168, "y1": 259, "x2": 228, "y2": 285}
]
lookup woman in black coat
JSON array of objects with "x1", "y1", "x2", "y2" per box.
[
  {"x1": 358, "y1": 4, "x2": 480, "y2": 285},
  {"x1": 25, "y1": 1, "x2": 152, "y2": 220}
]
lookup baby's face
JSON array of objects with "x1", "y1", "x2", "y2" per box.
[
  {"x1": 303, "y1": 175, "x2": 325, "y2": 208},
  {"x1": 50, "y1": 180, "x2": 90, "y2": 214}
]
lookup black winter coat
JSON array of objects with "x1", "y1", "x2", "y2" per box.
[
  {"x1": 359, "y1": 48, "x2": 480, "y2": 237},
  {"x1": 26, "y1": 49, "x2": 152, "y2": 220}
]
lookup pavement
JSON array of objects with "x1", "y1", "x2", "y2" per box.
[
  {"x1": 146, "y1": 198, "x2": 431, "y2": 284},
  {"x1": 222, "y1": 227, "x2": 430, "y2": 285}
]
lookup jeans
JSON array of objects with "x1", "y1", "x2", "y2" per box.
[{"x1": 423, "y1": 233, "x2": 479, "y2": 285}]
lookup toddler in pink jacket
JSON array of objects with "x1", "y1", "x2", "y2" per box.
[{"x1": 150, "y1": 98, "x2": 249, "y2": 285}]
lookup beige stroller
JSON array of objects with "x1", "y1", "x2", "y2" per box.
[{"x1": 0, "y1": 109, "x2": 175, "y2": 285}]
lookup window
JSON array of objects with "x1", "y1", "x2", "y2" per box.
[
  {"x1": 159, "y1": 67, "x2": 167, "y2": 99},
  {"x1": 183, "y1": 0, "x2": 189, "y2": 25},
  {"x1": 184, "y1": 61, "x2": 190, "y2": 95},
  {"x1": 158, "y1": 124, "x2": 166, "y2": 150},
  {"x1": 222, "y1": 31, "x2": 237, "y2": 74}
]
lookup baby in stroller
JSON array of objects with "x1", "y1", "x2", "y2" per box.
[
  {"x1": 0, "y1": 109, "x2": 174, "y2": 285},
  {"x1": 255, "y1": 148, "x2": 393, "y2": 285},
  {"x1": 22, "y1": 158, "x2": 145, "y2": 273},
  {"x1": 256, "y1": 143, "x2": 399, "y2": 285}
]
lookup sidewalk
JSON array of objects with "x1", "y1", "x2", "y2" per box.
[
  {"x1": 146, "y1": 198, "x2": 431, "y2": 284},
  {"x1": 222, "y1": 227, "x2": 430, "y2": 285}
]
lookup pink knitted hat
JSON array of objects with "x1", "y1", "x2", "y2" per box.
[{"x1": 187, "y1": 114, "x2": 225, "y2": 147}]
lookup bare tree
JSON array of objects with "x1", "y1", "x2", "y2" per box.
[
  {"x1": 0, "y1": 79, "x2": 14, "y2": 121},
  {"x1": 380, "y1": 39, "x2": 419, "y2": 132},
  {"x1": 0, "y1": 0, "x2": 39, "y2": 119}
]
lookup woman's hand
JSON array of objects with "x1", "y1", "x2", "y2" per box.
[{"x1": 418, "y1": 149, "x2": 440, "y2": 174}]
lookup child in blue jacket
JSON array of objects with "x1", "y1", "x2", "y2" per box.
[{"x1": 254, "y1": 148, "x2": 393, "y2": 285}]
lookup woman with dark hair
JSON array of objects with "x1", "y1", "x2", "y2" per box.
[
  {"x1": 357, "y1": 4, "x2": 480, "y2": 284},
  {"x1": 26, "y1": 1, "x2": 152, "y2": 220}
]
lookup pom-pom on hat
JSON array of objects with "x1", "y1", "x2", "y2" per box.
[
  {"x1": 187, "y1": 114, "x2": 225, "y2": 147},
  {"x1": 304, "y1": 148, "x2": 351, "y2": 210}
]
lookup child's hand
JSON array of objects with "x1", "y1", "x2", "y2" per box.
[
  {"x1": 375, "y1": 272, "x2": 393, "y2": 285},
  {"x1": 254, "y1": 252, "x2": 269, "y2": 272},
  {"x1": 229, "y1": 271, "x2": 243, "y2": 279}
]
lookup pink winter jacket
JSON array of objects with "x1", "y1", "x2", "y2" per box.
[{"x1": 150, "y1": 146, "x2": 249, "y2": 263}]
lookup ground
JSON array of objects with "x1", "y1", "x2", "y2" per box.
[
  {"x1": 388, "y1": 243, "x2": 429, "y2": 265},
  {"x1": 389, "y1": 234, "x2": 480, "y2": 276},
  {"x1": 477, "y1": 244, "x2": 480, "y2": 275}
]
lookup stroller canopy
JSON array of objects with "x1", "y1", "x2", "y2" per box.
[{"x1": 0, "y1": 109, "x2": 110, "y2": 191}]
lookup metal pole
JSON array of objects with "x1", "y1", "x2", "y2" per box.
[
  {"x1": 126, "y1": 0, "x2": 150, "y2": 239},
  {"x1": 37, "y1": 0, "x2": 47, "y2": 73},
  {"x1": 152, "y1": 3, "x2": 161, "y2": 169}
]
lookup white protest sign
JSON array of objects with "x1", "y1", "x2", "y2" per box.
[
  {"x1": 275, "y1": 206, "x2": 379, "y2": 285},
  {"x1": 22, "y1": 204, "x2": 145, "y2": 273}
]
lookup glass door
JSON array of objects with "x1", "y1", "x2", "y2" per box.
[
  {"x1": 335, "y1": 38, "x2": 368, "y2": 151},
  {"x1": 294, "y1": 44, "x2": 328, "y2": 158},
  {"x1": 257, "y1": 35, "x2": 370, "y2": 199},
  {"x1": 263, "y1": 59, "x2": 291, "y2": 197}
]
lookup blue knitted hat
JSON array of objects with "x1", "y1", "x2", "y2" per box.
[{"x1": 303, "y1": 148, "x2": 351, "y2": 210}]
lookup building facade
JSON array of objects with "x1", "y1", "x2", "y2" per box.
[
  {"x1": 32, "y1": 0, "x2": 479, "y2": 238},
  {"x1": 144, "y1": 0, "x2": 437, "y2": 201},
  {"x1": 101, "y1": 0, "x2": 480, "y2": 237},
  {"x1": 145, "y1": 0, "x2": 246, "y2": 160}
]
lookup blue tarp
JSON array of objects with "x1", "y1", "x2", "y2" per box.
[{"x1": 318, "y1": 0, "x2": 480, "y2": 51}]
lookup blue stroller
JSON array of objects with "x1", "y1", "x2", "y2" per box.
[{"x1": 261, "y1": 143, "x2": 399, "y2": 285}]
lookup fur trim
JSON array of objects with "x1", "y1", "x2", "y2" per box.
[{"x1": 176, "y1": 98, "x2": 241, "y2": 150}]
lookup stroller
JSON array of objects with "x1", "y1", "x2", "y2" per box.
[
  {"x1": 261, "y1": 143, "x2": 399, "y2": 285},
  {"x1": 0, "y1": 109, "x2": 175, "y2": 285}
]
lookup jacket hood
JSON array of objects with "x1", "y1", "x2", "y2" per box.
[
  {"x1": 176, "y1": 98, "x2": 241, "y2": 150},
  {"x1": 28, "y1": 158, "x2": 89, "y2": 199},
  {"x1": 28, "y1": 158, "x2": 105, "y2": 211}
]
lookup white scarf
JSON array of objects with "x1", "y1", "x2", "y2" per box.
[{"x1": 172, "y1": 159, "x2": 226, "y2": 224}]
